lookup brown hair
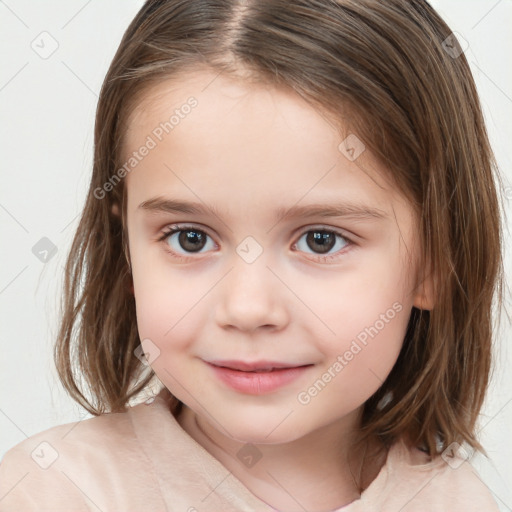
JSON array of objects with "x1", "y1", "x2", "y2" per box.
[{"x1": 54, "y1": 0, "x2": 505, "y2": 481}]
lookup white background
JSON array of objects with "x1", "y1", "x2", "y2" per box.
[{"x1": 0, "y1": 1, "x2": 511, "y2": 510}]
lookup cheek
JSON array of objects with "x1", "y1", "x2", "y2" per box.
[
  {"x1": 133, "y1": 279, "x2": 198, "y2": 347},
  {"x1": 299, "y1": 249, "x2": 413, "y2": 344},
  {"x1": 129, "y1": 234, "x2": 190, "y2": 338},
  {"x1": 295, "y1": 247, "x2": 412, "y2": 398},
  {"x1": 297, "y1": 303, "x2": 410, "y2": 419},
  {"x1": 133, "y1": 274, "x2": 204, "y2": 393},
  {"x1": 131, "y1": 257, "x2": 171, "y2": 340},
  {"x1": 131, "y1": 258, "x2": 214, "y2": 366},
  {"x1": 341, "y1": 301, "x2": 409, "y2": 373}
]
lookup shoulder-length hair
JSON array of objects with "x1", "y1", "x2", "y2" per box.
[{"x1": 55, "y1": 0, "x2": 505, "y2": 470}]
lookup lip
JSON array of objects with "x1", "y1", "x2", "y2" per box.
[
  {"x1": 206, "y1": 360, "x2": 314, "y2": 395},
  {"x1": 208, "y1": 359, "x2": 307, "y2": 371}
]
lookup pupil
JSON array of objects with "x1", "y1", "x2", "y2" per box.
[
  {"x1": 179, "y1": 230, "x2": 205, "y2": 252},
  {"x1": 307, "y1": 231, "x2": 334, "y2": 254}
]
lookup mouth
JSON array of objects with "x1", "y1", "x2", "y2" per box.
[
  {"x1": 207, "y1": 360, "x2": 313, "y2": 372},
  {"x1": 205, "y1": 360, "x2": 315, "y2": 395}
]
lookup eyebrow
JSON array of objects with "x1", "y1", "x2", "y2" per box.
[{"x1": 138, "y1": 196, "x2": 388, "y2": 222}]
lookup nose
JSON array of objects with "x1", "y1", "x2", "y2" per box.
[{"x1": 215, "y1": 256, "x2": 289, "y2": 333}]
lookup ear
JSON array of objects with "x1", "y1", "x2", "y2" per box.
[
  {"x1": 412, "y1": 268, "x2": 436, "y2": 310},
  {"x1": 111, "y1": 202, "x2": 120, "y2": 217}
]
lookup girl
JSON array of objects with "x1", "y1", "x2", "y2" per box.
[{"x1": 0, "y1": 0, "x2": 505, "y2": 510}]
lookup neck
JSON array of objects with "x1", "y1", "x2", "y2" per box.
[{"x1": 177, "y1": 404, "x2": 386, "y2": 511}]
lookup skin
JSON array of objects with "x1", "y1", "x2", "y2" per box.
[{"x1": 122, "y1": 68, "x2": 434, "y2": 511}]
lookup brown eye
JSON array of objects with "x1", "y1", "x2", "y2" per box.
[
  {"x1": 304, "y1": 231, "x2": 337, "y2": 254},
  {"x1": 160, "y1": 226, "x2": 215, "y2": 256},
  {"x1": 175, "y1": 229, "x2": 208, "y2": 252},
  {"x1": 294, "y1": 228, "x2": 351, "y2": 261}
]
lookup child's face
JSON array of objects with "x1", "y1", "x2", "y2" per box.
[{"x1": 123, "y1": 69, "x2": 429, "y2": 443}]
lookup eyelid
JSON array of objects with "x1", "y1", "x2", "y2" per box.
[
  {"x1": 294, "y1": 224, "x2": 355, "y2": 241},
  {"x1": 157, "y1": 222, "x2": 216, "y2": 242}
]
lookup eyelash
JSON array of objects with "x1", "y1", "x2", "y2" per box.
[{"x1": 157, "y1": 224, "x2": 354, "y2": 263}]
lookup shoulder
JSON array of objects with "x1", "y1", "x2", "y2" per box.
[
  {"x1": 1, "y1": 404, "x2": 137, "y2": 470},
  {"x1": 365, "y1": 438, "x2": 500, "y2": 512},
  {"x1": 0, "y1": 399, "x2": 163, "y2": 512}
]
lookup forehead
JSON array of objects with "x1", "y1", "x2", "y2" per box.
[
  {"x1": 121, "y1": 69, "x2": 407, "y2": 219},
  {"x1": 123, "y1": 68, "x2": 341, "y2": 154}
]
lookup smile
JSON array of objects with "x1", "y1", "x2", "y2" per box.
[{"x1": 206, "y1": 361, "x2": 314, "y2": 395}]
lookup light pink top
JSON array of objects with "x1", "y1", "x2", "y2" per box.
[{"x1": 0, "y1": 387, "x2": 499, "y2": 511}]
